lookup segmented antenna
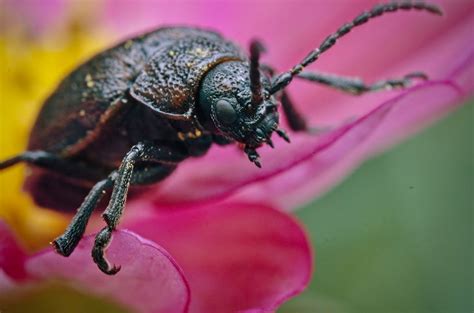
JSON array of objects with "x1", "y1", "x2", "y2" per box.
[
  {"x1": 249, "y1": 40, "x2": 266, "y2": 106},
  {"x1": 270, "y1": 1, "x2": 443, "y2": 94}
]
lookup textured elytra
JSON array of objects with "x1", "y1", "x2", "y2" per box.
[
  {"x1": 28, "y1": 27, "x2": 244, "y2": 155},
  {"x1": 130, "y1": 33, "x2": 245, "y2": 120},
  {"x1": 23, "y1": 27, "x2": 247, "y2": 210}
]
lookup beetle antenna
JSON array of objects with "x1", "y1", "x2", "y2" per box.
[
  {"x1": 249, "y1": 39, "x2": 266, "y2": 106},
  {"x1": 270, "y1": 1, "x2": 443, "y2": 94}
]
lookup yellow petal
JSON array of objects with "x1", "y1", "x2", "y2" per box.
[{"x1": 0, "y1": 27, "x2": 107, "y2": 250}]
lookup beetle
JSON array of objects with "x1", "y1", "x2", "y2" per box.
[{"x1": 0, "y1": 1, "x2": 442, "y2": 275}]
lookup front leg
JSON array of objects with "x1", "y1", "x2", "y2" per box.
[
  {"x1": 278, "y1": 71, "x2": 427, "y2": 133},
  {"x1": 92, "y1": 145, "x2": 140, "y2": 275},
  {"x1": 280, "y1": 91, "x2": 309, "y2": 132},
  {"x1": 280, "y1": 90, "x2": 331, "y2": 134},
  {"x1": 263, "y1": 62, "x2": 427, "y2": 133},
  {"x1": 261, "y1": 63, "x2": 330, "y2": 134},
  {"x1": 297, "y1": 71, "x2": 428, "y2": 95},
  {"x1": 92, "y1": 142, "x2": 186, "y2": 275}
]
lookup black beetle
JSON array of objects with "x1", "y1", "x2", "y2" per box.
[{"x1": 0, "y1": 1, "x2": 442, "y2": 275}]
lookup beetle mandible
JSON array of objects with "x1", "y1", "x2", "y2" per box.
[{"x1": 0, "y1": 1, "x2": 442, "y2": 275}]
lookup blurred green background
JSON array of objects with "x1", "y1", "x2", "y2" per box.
[
  {"x1": 281, "y1": 101, "x2": 473, "y2": 313},
  {"x1": 2, "y1": 102, "x2": 472, "y2": 313}
]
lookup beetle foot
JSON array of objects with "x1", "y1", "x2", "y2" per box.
[
  {"x1": 92, "y1": 226, "x2": 121, "y2": 275},
  {"x1": 52, "y1": 235, "x2": 76, "y2": 257}
]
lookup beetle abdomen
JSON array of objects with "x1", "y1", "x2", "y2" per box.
[{"x1": 27, "y1": 34, "x2": 147, "y2": 154}]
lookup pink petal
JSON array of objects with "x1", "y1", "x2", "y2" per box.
[
  {"x1": 26, "y1": 230, "x2": 190, "y2": 313},
  {"x1": 125, "y1": 202, "x2": 312, "y2": 313},
  {"x1": 3, "y1": 0, "x2": 67, "y2": 36}
]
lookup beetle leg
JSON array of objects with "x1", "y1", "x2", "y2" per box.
[
  {"x1": 279, "y1": 91, "x2": 309, "y2": 132},
  {"x1": 93, "y1": 142, "x2": 186, "y2": 275},
  {"x1": 0, "y1": 154, "x2": 23, "y2": 169},
  {"x1": 0, "y1": 150, "x2": 107, "y2": 181},
  {"x1": 259, "y1": 64, "x2": 330, "y2": 134},
  {"x1": 278, "y1": 71, "x2": 428, "y2": 133},
  {"x1": 101, "y1": 143, "x2": 186, "y2": 229},
  {"x1": 91, "y1": 144, "x2": 143, "y2": 275},
  {"x1": 92, "y1": 226, "x2": 121, "y2": 275},
  {"x1": 52, "y1": 171, "x2": 117, "y2": 257},
  {"x1": 296, "y1": 71, "x2": 429, "y2": 95},
  {"x1": 279, "y1": 90, "x2": 331, "y2": 134}
]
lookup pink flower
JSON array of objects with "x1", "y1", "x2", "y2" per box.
[
  {"x1": 1, "y1": 1, "x2": 473, "y2": 312},
  {"x1": 1, "y1": 203, "x2": 311, "y2": 313}
]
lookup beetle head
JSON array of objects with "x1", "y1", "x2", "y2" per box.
[{"x1": 198, "y1": 61, "x2": 279, "y2": 153}]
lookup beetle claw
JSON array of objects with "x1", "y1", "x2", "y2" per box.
[
  {"x1": 92, "y1": 227, "x2": 122, "y2": 275},
  {"x1": 104, "y1": 264, "x2": 122, "y2": 275}
]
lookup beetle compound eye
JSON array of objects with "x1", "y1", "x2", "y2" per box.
[{"x1": 215, "y1": 99, "x2": 237, "y2": 125}]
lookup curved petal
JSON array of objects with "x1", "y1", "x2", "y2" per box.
[
  {"x1": 124, "y1": 201, "x2": 312, "y2": 313},
  {"x1": 26, "y1": 230, "x2": 190, "y2": 313}
]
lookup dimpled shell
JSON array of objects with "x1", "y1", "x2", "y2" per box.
[
  {"x1": 27, "y1": 27, "x2": 245, "y2": 156},
  {"x1": 130, "y1": 31, "x2": 245, "y2": 120}
]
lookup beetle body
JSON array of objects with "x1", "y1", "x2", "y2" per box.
[
  {"x1": 26, "y1": 27, "x2": 256, "y2": 211},
  {"x1": 0, "y1": 1, "x2": 443, "y2": 274}
]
